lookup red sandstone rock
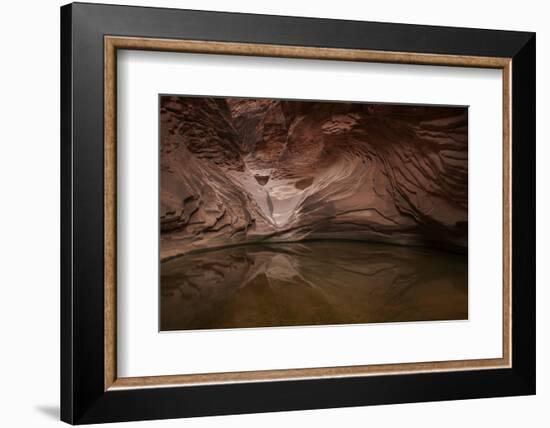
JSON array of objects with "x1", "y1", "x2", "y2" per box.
[{"x1": 160, "y1": 96, "x2": 468, "y2": 260}]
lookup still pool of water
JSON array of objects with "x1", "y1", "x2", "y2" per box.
[{"x1": 160, "y1": 241, "x2": 467, "y2": 331}]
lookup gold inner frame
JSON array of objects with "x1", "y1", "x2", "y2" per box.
[{"x1": 104, "y1": 35, "x2": 512, "y2": 391}]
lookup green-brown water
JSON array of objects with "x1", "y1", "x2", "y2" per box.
[{"x1": 160, "y1": 241, "x2": 467, "y2": 331}]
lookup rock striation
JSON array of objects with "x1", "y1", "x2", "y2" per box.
[{"x1": 160, "y1": 96, "x2": 468, "y2": 260}]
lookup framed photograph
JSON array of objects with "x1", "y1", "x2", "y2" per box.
[{"x1": 60, "y1": 2, "x2": 536, "y2": 424}]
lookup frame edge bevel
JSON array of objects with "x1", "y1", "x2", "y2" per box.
[{"x1": 61, "y1": 3, "x2": 75, "y2": 424}]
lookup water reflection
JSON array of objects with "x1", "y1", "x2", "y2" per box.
[{"x1": 160, "y1": 241, "x2": 467, "y2": 331}]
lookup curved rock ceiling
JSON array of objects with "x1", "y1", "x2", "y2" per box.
[{"x1": 160, "y1": 96, "x2": 468, "y2": 260}]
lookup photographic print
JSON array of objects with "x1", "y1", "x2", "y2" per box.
[{"x1": 160, "y1": 95, "x2": 468, "y2": 331}]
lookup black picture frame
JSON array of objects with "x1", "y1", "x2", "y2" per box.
[{"x1": 61, "y1": 2, "x2": 536, "y2": 424}]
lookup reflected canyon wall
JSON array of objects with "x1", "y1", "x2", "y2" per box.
[{"x1": 160, "y1": 96, "x2": 468, "y2": 260}]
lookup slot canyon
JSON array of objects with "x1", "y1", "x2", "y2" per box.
[{"x1": 159, "y1": 95, "x2": 468, "y2": 330}]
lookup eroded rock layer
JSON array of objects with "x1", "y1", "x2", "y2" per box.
[{"x1": 160, "y1": 96, "x2": 468, "y2": 260}]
